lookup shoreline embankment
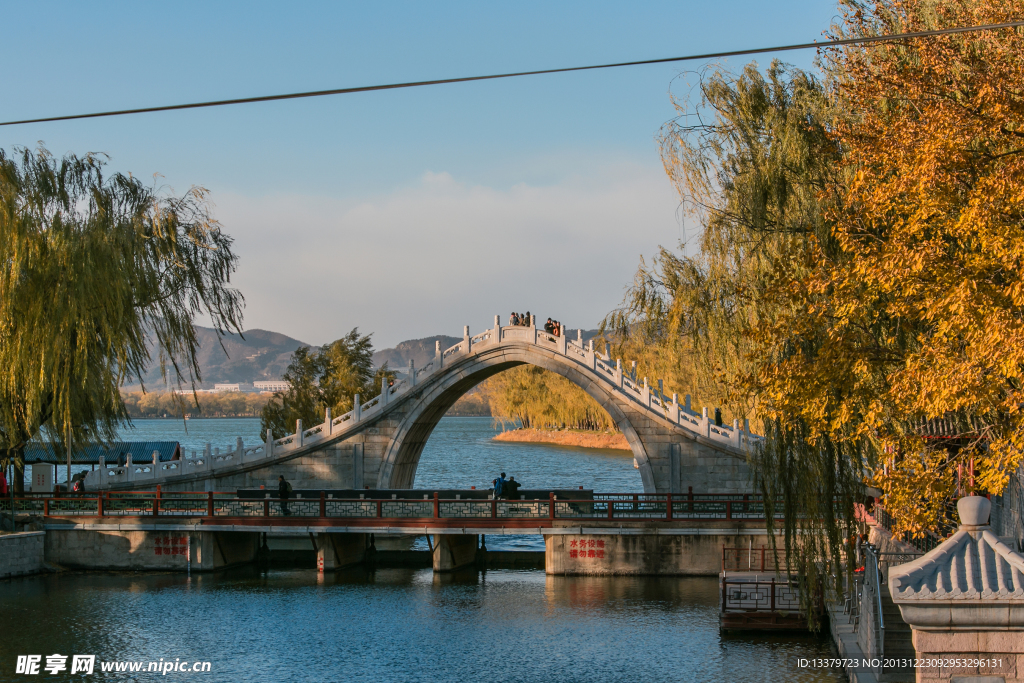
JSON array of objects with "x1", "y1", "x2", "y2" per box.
[{"x1": 492, "y1": 428, "x2": 630, "y2": 451}]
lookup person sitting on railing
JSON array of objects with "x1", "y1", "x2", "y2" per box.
[{"x1": 278, "y1": 475, "x2": 292, "y2": 515}]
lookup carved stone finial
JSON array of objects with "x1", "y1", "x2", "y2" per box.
[{"x1": 957, "y1": 495, "x2": 991, "y2": 527}]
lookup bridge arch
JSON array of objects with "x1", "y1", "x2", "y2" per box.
[
  {"x1": 377, "y1": 343, "x2": 655, "y2": 490},
  {"x1": 88, "y1": 321, "x2": 756, "y2": 495}
]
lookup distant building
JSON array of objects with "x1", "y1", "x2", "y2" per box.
[
  {"x1": 214, "y1": 383, "x2": 242, "y2": 392},
  {"x1": 254, "y1": 380, "x2": 290, "y2": 392}
]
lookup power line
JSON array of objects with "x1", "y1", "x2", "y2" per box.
[{"x1": 2, "y1": 20, "x2": 1022, "y2": 127}]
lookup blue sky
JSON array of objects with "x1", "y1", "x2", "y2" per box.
[{"x1": 1, "y1": 1, "x2": 839, "y2": 348}]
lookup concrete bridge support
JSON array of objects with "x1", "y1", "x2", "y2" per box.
[
  {"x1": 192, "y1": 532, "x2": 260, "y2": 571},
  {"x1": 44, "y1": 527, "x2": 258, "y2": 571},
  {"x1": 316, "y1": 533, "x2": 367, "y2": 572},
  {"x1": 432, "y1": 534, "x2": 478, "y2": 572},
  {"x1": 544, "y1": 528, "x2": 775, "y2": 576}
]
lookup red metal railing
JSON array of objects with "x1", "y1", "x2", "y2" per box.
[{"x1": 1, "y1": 490, "x2": 783, "y2": 524}]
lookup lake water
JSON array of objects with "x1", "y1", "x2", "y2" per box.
[{"x1": 4, "y1": 417, "x2": 845, "y2": 682}]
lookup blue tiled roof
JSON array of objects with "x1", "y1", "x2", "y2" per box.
[{"x1": 23, "y1": 442, "x2": 181, "y2": 465}]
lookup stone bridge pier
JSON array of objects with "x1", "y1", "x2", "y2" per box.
[{"x1": 93, "y1": 320, "x2": 756, "y2": 495}]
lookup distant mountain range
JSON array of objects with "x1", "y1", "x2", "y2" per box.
[
  {"x1": 124, "y1": 327, "x2": 310, "y2": 390},
  {"x1": 125, "y1": 326, "x2": 603, "y2": 391},
  {"x1": 371, "y1": 335, "x2": 461, "y2": 370}
]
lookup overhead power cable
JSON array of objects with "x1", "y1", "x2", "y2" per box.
[{"x1": 1, "y1": 20, "x2": 1022, "y2": 127}]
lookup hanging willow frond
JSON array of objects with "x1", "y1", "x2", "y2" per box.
[{"x1": 0, "y1": 145, "x2": 244, "y2": 471}]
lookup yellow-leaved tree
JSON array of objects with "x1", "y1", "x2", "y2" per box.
[{"x1": 752, "y1": 0, "x2": 1024, "y2": 541}]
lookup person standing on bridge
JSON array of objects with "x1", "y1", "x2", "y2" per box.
[
  {"x1": 278, "y1": 475, "x2": 292, "y2": 515},
  {"x1": 494, "y1": 473, "x2": 506, "y2": 499},
  {"x1": 510, "y1": 312, "x2": 519, "y2": 326}
]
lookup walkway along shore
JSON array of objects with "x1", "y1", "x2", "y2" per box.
[{"x1": 493, "y1": 428, "x2": 630, "y2": 451}]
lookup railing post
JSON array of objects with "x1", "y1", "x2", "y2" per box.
[
  {"x1": 688, "y1": 486, "x2": 694, "y2": 513},
  {"x1": 666, "y1": 493, "x2": 673, "y2": 521},
  {"x1": 726, "y1": 501, "x2": 732, "y2": 520},
  {"x1": 44, "y1": 497, "x2": 50, "y2": 516},
  {"x1": 326, "y1": 407, "x2": 332, "y2": 435},
  {"x1": 266, "y1": 430, "x2": 274, "y2": 458},
  {"x1": 264, "y1": 498, "x2": 269, "y2": 517},
  {"x1": 435, "y1": 340, "x2": 442, "y2": 369},
  {"x1": 296, "y1": 419, "x2": 303, "y2": 447},
  {"x1": 494, "y1": 315, "x2": 501, "y2": 344},
  {"x1": 154, "y1": 486, "x2": 161, "y2": 517},
  {"x1": 670, "y1": 393, "x2": 680, "y2": 423},
  {"x1": 557, "y1": 328, "x2": 566, "y2": 355},
  {"x1": 207, "y1": 491, "x2": 214, "y2": 517},
  {"x1": 761, "y1": 547, "x2": 766, "y2": 572},
  {"x1": 320, "y1": 490, "x2": 326, "y2": 518},
  {"x1": 702, "y1": 408, "x2": 711, "y2": 437},
  {"x1": 97, "y1": 495, "x2": 104, "y2": 516},
  {"x1": 464, "y1": 325, "x2": 471, "y2": 354},
  {"x1": 607, "y1": 497, "x2": 614, "y2": 520},
  {"x1": 433, "y1": 492, "x2": 439, "y2": 519},
  {"x1": 615, "y1": 359, "x2": 623, "y2": 388},
  {"x1": 491, "y1": 497, "x2": 497, "y2": 519},
  {"x1": 409, "y1": 359, "x2": 416, "y2": 387},
  {"x1": 770, "y1": 578, "x2": 776, "y2": 612},
  {"x1": 381, "y1": 376, "x2": 388, "y2": 406},
  {"x1": 549, "y1": 492, "x2": 555, "y2": 520},
  {"x1": 354, "y1": 394, "x2": 361, "y2": 421},
  {"x1": 642, "y1": 378, "x2": 650, "y2": 407},
  {"x1": 376, "y1": 499, "x2": 382, "y2": 518}
]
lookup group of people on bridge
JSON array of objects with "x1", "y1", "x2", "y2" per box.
[
  {"x1": 507, "y1": 311, "x2": 566, "y2": 338},
  {"x1": 509, "y1": 311, "x2": 532, "y2": 327},
  {"x1": 542, "y1": 318, "x2": 564, "y2": 337},
  {"x1": 492, "y1": 472, "x2": 521, "y2": 499}
]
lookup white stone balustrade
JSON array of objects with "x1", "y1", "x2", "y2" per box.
[{"x1": 86, "y1": 318, "x2": 761, "y2": 490}]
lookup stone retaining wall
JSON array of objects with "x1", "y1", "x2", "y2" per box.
[{"x1": 0, "y1": 531, "x2": 46, "y2": 579}]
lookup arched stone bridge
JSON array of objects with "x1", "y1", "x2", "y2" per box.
[{"x1": 88, "y1": 318, "x2": 759, "y2": 494}]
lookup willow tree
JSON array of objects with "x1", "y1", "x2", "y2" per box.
[
  {"x1": 0, "y1": 146, "x2": 244, "y2": 488},
  {"x1": 604, "y1": 62, "x2": 841, "y2": 422},
  {"x1": 484, "y1": 366, "x2": 617, "y2": 432},
  {"x1": 604, "y1": 62, "x2": 855, "y2": 621}
]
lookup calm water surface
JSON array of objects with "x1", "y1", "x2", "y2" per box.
[
  {"x1": 5, "y1": 417, "x2": 844, "y2": 682},
  {"x1": 1, "y1": 569, "x2": 842, "y2": 683},
  {"x1": 115, "y1": 416, "x2": 642, "y2": 492}
]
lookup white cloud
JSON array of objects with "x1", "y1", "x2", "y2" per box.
[{"x1": 214, "y1": 160, "x2": 683, "y2": 348}]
